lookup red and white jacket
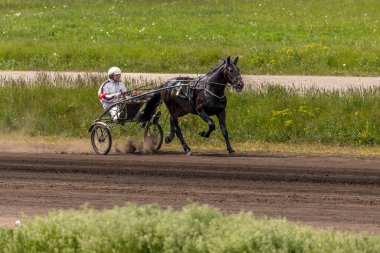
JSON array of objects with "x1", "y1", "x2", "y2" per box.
[{"x1": 98, "y1": 79, "x2": 127, "y2": 109}]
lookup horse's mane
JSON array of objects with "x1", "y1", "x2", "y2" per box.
[{"x1": 206, "y1": 59, "x2": 226, "y2": 75}]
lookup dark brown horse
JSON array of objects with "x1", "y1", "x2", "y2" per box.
[{"x1": 160, "y1": 56, "x2": 244, "y2": 155}]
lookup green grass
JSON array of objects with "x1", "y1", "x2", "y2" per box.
[
  {"x1": 228, "y1": 85, "x2": 380, "y2": 146},
  {"x1": 0, "y1": 76, "x2": 379, "y2": 147},
  {"x1": 1, "y1": 0, "x2": 380, "y2": 75},
  {"x1": 1, "y1": 204, "x2": 379, "y2": 252}
]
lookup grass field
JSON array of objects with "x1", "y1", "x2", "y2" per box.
[
  {"x1": 0, "y1": 76, "x2": 378, "y2": 148},
  {"x1": 1, "y1": 204, "x2": 379, "y2": 252},
  {"x1": 1, "y1": 0, "x2": 380, "y2": 75}
]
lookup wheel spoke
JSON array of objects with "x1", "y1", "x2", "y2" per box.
[
  {"x1": 99, "y1": 128, "x2": 105, "y2": 141},
  {"x1": 95, "y1": 128, "x2": 101, "y2": 140}
]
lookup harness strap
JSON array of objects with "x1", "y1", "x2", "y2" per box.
[
  {"x1": 171, "y1": 77, "x2": 231, "y2": 101},
  {"x1": 168, "y1": 80, "x2": 231, "y2": 88},
  {"x1": 204, "y1": 89, "x2": 226, "y2": 100}
]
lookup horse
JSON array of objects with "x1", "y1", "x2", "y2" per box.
[{"x1": 160, "y1": 56, "x2": 244, "y2": 155}]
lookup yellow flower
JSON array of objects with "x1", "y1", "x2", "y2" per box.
[
  {"x1": 305, "y1": 43, "x2": 328, "y2": 49},
  {"x1": 298, "y1": 105, "x2": 314, "y2": 116},
  {"x1": 269, "y1": 59, "x2": 277, "y2": 65},
  {"x1": 305, "y1": 43, "x2": 316, "y2": 48},
  {"x1": 272, "y1": 109, "x2": 289, "y2": 117},
  {"x1": 284, "y1": 120, "x2": 293, "y2": 127},
  {"x1": 298, "y1": 105, "x2": 308, "y2": 113}
]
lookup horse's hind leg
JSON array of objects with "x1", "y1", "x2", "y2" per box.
[
  {"x1": 172, "y1": 115, "x2": 192, "y2": 155},
  {"x1": 165, "y1": 116, "x2": 176, "y2": 144},
  {"x1": 217, "y1": 110, "x2": 235, "y2": 153},
  {"x1": 197, "y1": 110, "x2": 216, "y2": 138}
]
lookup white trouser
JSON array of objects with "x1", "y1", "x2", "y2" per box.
[{"x1": 109, "y1": 105, "x2": 122, "y2": 122}]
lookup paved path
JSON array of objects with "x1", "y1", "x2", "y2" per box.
[{"x1": 1, "y1": 71, "x2": 380, "y2": 90}]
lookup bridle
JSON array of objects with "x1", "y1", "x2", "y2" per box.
[
  {"x1": 223, "y1": 64, "x2": 243, "y2": 91},
  {"x1": 205, "y1": 63, "x2": 243, "y2": 94},
  {"x1": 193, "y1": 63, "x2": 240, "y2": 100}
]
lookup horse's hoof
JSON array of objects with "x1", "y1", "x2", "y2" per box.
[
  {"x1": 165, "y1": 136, "x2": 172, "y2": 144},
  {"x1": 186, "y1": 151, "x2": 192, "y2": 156},
  {"x1": 228, "y1": 149, "x2": 236, "y2": 154}
]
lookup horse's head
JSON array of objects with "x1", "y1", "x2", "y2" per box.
[{"x1": 224, "y1": 56, "x2": 244, "y2": 92}]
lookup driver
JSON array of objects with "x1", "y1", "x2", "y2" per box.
[{"x1": 98, "y1": 67, "x2": 128, "y2": 122}]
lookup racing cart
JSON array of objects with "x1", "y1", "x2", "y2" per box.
[{"x1": 88, "y1": 87, "x2": 164, "y2": 155}]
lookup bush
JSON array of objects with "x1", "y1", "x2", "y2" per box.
[{"x1": 1, "y1": 204, "x2": 380, "y2": 252}]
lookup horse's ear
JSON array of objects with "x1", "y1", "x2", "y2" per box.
[
  {"x1": 233, "y1": 56, "x2": 239, "y2": 64},
  {"x1": 226, "y1": 56, "x2": 231, "y2": 64}
]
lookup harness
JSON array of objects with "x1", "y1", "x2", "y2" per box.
[
  {"x1": 173, "y1": 62, "x2": 240, "y2": 104},
  {"x1": 176, "y1": 79, "x2": 231, "y2": 102}
]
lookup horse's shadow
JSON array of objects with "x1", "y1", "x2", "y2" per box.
[{"x1": 151, "y1": 150, "x2": 292, "y2": 158}]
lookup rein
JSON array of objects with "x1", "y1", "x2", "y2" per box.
[{"x1": 169, "y1": 80, "x2": 232, "y2": 87}]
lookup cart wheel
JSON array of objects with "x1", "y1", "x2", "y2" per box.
[
  {"x1": 144, "y1": 122, "x2": 163, "y2": 151},
  {"x1": 91, "y1": 124, "x2": 112, "y2": 155}
]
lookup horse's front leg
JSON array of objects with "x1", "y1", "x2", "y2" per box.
[
  {"x1": 216, "y1": 110, "x2": 235, "y2": 153},
  {"x1": 197, "y1": 110, "x2": 216, "y2": 138}
]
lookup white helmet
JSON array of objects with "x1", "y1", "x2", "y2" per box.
[{"x1": 108, "y1": 66, "x2": 121, "y2": 78}]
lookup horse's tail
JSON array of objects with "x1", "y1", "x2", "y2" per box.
[
  {"x1": 147, "y1": 89, "x2": 162, "y2": 112},
  {"x1": 138, "y1": 88, "x2": 162, "y2": 122}
]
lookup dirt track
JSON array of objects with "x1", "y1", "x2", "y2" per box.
[{"x1": 0, "y1": 151, "x2": 379, "y2": 234}]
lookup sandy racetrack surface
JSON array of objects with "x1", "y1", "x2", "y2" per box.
[
  {"x1": 1, "y1": 71, "x2": 380, "y2": 91},
  {"x1": 0, "y1": 151, "x2": 379, "y2": 234}
]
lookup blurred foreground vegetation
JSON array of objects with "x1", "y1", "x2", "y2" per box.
[{"x1": 1, "y1": 204, "x2": 379, "y2": 252}]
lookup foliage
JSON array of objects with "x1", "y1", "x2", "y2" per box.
[
  {"x1": 0, "y1": 77, "x2": 379, "y2": 146},
  {"x1": 0, "y1": 204, "x2": 379, "y2": 252},
  {"x1": 228, "y1": 85, "x2": 380, "y2": 146}
]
